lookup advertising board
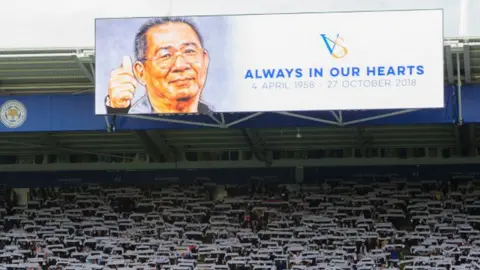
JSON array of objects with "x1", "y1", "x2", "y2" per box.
[{"x1": 94, "y1": 10, "x2": 444, "y2": 115}]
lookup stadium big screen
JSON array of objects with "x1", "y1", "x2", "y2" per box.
[{"x1": 94, "y1": 9, "x2": 444, "y2": 115}]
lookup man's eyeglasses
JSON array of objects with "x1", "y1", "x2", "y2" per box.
[{"x1": 140, "y1": 47, "x2": 205, "y2": 69}]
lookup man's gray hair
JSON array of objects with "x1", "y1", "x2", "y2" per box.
[{"x1": 134, "y1": 17, "x2": 203, "y2": 62}]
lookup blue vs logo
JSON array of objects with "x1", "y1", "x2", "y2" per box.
[{"x1": 320, "y1": 34, "x2": 348, "y2": 59}]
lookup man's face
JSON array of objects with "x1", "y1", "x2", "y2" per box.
[{"x1": 135, "y1": 22, "x2": 209, "y2": 108}]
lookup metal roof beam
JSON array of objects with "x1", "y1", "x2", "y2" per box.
[
  {"x1": 0, "y1": 83, "x2": 92, "y2": 90},
  {"x1": 457, "y1": 124, "x2": 477, "y2": 157},
  {"x1": 133, "y1": 131, "x2": 164, "y2": 162},
  {"x1": 74, "y1": 55, "x2": 95, "y2": 83},
  {"x1": 145, "y1": 130, "x2": 177, "y2": 162},
  {"x1": 38, "y1": 134, "x2": 70, "y2": 162},
  {"x1": 452, "y1": 125, "x2": 462, "y2": 155},
  {"x1": 445, "y1": 46, "x2": 455, "y2": 84},
  {"x1": 133, "y1": 131, "x2": 177, "y2": 162},
  {"x1": 354, "y1": 128, "x2": 366, "y2": 157},
  {"x1": 467, "y1": 124, "x2": 476, "y2": 157},
  {"x1": 39, "y1": 134, "x2": 62, "y2": 153},
  {"x1": 354, "y1": 128, "x2": 373, "y2": 157},
  {"x1": 243, "y1": 128, "x2": 271, "y2": 164},
  {"x1": 463, "y1": 45, "x2": 472, "y2": 84}
]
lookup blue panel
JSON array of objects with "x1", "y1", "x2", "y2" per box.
[
  {"x1": 50, "y1": 95, "x2": 106, "y2": 131},
  {"x1": 0, "y1": 86, "x2": 457, "y2": 132},
  {"x1": 0, "y1": 95, "x2": 53, "y2": 132},
  {"x1": 0, "y1": 95, "x2": 107, "y2": 132},
  {"x1": 460, "y1": 85, "x2": 480, "y2": 123}
]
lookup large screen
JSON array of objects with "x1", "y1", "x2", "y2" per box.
[{"x1": 95, "y1": 9, "x2": 444, "y2": 115}]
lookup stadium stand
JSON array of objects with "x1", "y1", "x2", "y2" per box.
[{"x1": 1, "y1": 176, "x2": 480, "y2": 270}]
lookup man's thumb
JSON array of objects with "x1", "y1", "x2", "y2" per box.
[{"x1": 122, "y1": 56, "x2": 133, "y2": 73}]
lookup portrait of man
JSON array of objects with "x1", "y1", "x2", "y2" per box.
[{"x1": 104, "y1": 17, "x2": 212, "y2": 114}]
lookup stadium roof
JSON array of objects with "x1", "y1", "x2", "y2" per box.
[{"x1": 0, "y1": 124, "x2": 461, "y2": 158}]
